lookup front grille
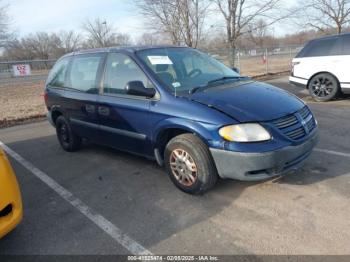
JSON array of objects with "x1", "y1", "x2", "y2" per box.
[
  {"x1": 285, "y1": 127, "x2": 305, "y2": 140},
  {"x1": 273, "y1": 115, "x2": 298, "y2": 129},
  {"x1": 271, "y1": 106, "x2": 316, "y2": 141}
]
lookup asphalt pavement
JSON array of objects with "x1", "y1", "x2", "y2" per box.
[{"x1": 0, "y1": 76, "x2": 349, "y2": 256}]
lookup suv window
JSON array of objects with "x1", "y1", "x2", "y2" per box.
[
  {"x1": 103, "y1": 53, "x2": 154, "y2": 96},
  {"x1": 47, "y1": 57, "x2": 70, "y2": 87},
  {"x1": 342, "y1": 34, "x2": 350, "y2": 55},
  {"x1": 297, "y1": 37, "x2": 342, "y2": 58},
  {"x1": 68, "y1": 54, "x2": 104, "y2": 93}
]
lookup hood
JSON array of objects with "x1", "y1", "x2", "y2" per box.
[{"x1": 189, "y1": 81, "x2": 305, "y2": 122}]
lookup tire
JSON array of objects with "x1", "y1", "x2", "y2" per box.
[
  {"x1": 308, "y1": 73, "x2": 340, "y2": 102},
  {"x1": 56, "y1": 116, "x2": 82, "y2": 152},
  {"x1": 164, "y1": 134, "x2": 218, "y2": 195}
]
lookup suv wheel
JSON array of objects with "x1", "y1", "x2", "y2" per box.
[
  {"x1": 164, "y1": 134, "x2": 218, "y2": 195},
  {"x1": 56, "y1": 116, "x2": 82, "y2": 152},
  {"x1": 308, "y1": 73, "x2": 339, "y2": 102}
]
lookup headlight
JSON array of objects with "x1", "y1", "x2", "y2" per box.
[{"x1": 219, "y1": 124, "x2": 271, "y2": 142}]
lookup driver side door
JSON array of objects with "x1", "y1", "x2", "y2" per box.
[{"x1": 96, "y1": 52, "x2": 157, "y2": 156}]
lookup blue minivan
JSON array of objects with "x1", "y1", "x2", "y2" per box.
[{"x1": 45, "y1": 46, "x2": 318, "y2": 194}]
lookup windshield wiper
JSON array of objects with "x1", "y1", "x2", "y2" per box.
[
  {"x1": 207, "y1": 76, "x2": 241, "y2": 85},
  {"x1": 189, "y1": 76, "x2": 246, "y2": 94},
  {"x1": 189, "y1": 86, "x2": 202, "y2": 94}
]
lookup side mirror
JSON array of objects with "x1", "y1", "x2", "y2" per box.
[
  {"x1": 232, "y1": 67, "x2": 240, "y2": 74},
  {"x1": 125, "y1": 81, "x2": 156, "y2": 98}
]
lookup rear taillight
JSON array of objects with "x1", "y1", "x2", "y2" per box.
[
  {"x1": 42, "y1": 91, "x2": 48, "y2": 104},
  {"x1": 291, "y1": 62, "x2": 300, "y2": 76}
]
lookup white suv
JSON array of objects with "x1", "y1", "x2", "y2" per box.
[{"x1": 290, "y1": 33, "x2": 350, "y2": 101}]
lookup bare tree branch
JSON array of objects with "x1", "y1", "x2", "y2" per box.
[
  {"x1": 214, "y1": 0, "x2": 285, "y2": 66},
  {"x1": 0, "y1": 1, "x2": 13, "y2": 47},
  {"x1": 136, "y1": 0, "x2": 210, "y2": 47},
  {"x1": 300, "y1": 0, "x2": 350, "y2": 34},
  {"x1": 82, "y1": 18, "x2": 132, "y2": 48}
]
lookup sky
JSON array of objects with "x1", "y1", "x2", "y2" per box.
[
  {"x1": 5, "y1": 0, "x2": 298, "y2": 41},
  {"x1": 6, "y1": 0, "x2": 146, "y2": 38}
]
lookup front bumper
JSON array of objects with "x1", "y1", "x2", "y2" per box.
[
  {"x1": 210, "y1": 133, "x2": 318, "y2": 181},
  {"x1": 289, "y1": 76, "x2": 308, "y2": 88},
  {"x1": 0, "y1": 149, "x2": 23, "y2": 239},
  {"x1": 47, "y1": 111, "x2": 55, "y2": 127}
]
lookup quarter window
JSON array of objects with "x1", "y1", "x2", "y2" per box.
[
  {"x1": 298, "y1": 38, "x2": 342, "y2": 57},
  {"x1": 47, "y1": 57, "x2": 70, "y2": 87},
  {"x1": 342, "y1": 35, "x2": 350, "y2": 55},
  {"x1": 103, "y1": 53, "x2": 154, "y2": 96},
  {"x1": 68, "y1": 54, "x2": 104, "y2": 93}
]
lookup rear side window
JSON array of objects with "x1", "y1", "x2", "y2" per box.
[
  {"x1": 47, "y1": 57, "x2": 70, "y2": 87},
  {"x1": 296, "y1": 37, "x2": 342, "y2": 58},
  {"x1": 68, "y1": 54, "x2": 104, "y2": 93},
  {"x1": 342, "y1": 35, "x2": 350, "y2": 55}
]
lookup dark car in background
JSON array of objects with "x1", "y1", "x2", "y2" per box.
[{"x1": 45, "y1": 46, "x2": 318, "y2": 194}]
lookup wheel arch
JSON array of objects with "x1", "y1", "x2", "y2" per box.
[
  {"x1": 152, "y1": 119, "x2": 215, "y2": 166},
  {"x1": 306, "y1": 71, "x2": 340, "y2": 89},
  {"x1": 51, "y1": 107, "x2": 63, "y2": 126}
]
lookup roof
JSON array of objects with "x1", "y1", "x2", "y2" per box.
[
  {"x1": 67, "y1": 45, "x2": 189, "y2": 57},
  {"x1": 313, "y1": 32, "x2": 350, "y2": 41}
]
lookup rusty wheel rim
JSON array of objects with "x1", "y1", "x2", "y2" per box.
[{"x1": 170, "y1": 149, "x2": 198, "y2": 187}]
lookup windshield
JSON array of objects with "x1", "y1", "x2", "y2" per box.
[{"x1": 136, "y1": 48, "x2": 240, "y2": 93}]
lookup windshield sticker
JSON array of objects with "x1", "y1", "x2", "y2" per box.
[
  {"x1": 148, "y1": 56, "x2": 173, "y2": 65},
  {"x1": 172, "y1": 82, "x2": 181, "y2": 88}
]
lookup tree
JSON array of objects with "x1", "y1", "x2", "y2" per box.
[
  {"x1": 82, "y1": 18, "x2": 116, "y2": 48},
  {"x1": 23, "y1": 32, "x2": 61, "y2": 59},
  {"x1": 137, "y1": 33, "x2": 159, "y2": 45},
  {"x1": 4, "y1": 32, "x2": 72, "y2": 60},
  {"x1": 248, "y1": 19, "x2": 270, "y2": 48},
  {"x1": 82, "y1": 18, "x2": 131, "y2": 48},
  {"x1": 214, "y1": 0, "x2": 284, "y2": 66},
  {"x1": 58, "y1": 30, "x2": 81, "y2": 53},
  {"x1": 0, "y1": 1, "x2": 12, "y2": 47},
  {"x1": 301, "y1": 0, "x2": 350, "y2": 34},
  {"x1": 4, "y1": 39, "x2": 34, "y2": 60},
  {"x1": 136, "y1": 0, "x2": 209, "y2": 47}
]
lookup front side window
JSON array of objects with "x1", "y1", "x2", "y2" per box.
[
  {"x1": 103, "y1": 53, "x2": 154, "y2": 96},
  {"x1": 136, "y1": 48, "x2": 240, "y2": 93},
  {"x1": 68, "y1": 54, "x2": 104, "y2": 93},
  {"x1": 47, "y1": 57, "x2": 70, "y2": 87}
]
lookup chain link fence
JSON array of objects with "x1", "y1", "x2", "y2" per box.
[
  {"x1": 0, "y1": 45, "x2": 304, "y2": 88},
  {"x1": 0, "y1": 59, "x2": 56, "y2": 87},
  {"x1": 204, "y1": 45, "x2": 303, "y2": 76}
]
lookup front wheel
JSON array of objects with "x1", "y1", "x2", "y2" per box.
[
  {"x1": 164, "y1": 134, "x2": 218, "y2": 195},
  {"x1": 308, "y1": 73, "x2": 340, "y2": 102}
]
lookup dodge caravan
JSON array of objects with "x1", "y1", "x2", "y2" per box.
[{"x1": 45, "y1": 46, "x2": 318, "y2": 194}]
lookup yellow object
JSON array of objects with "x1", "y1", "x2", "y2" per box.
[{"x1": 0, "y1": 148, "x2": 23, "y2": 239}]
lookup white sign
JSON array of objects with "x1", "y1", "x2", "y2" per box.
[
  {"x1": 147, "y1": 56, "x2": 173, "y2": 65},
  {"x1": 12, "y1": 64, "x2": 31, "y2": 77}
]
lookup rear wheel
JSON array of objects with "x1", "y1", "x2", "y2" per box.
[
  {"x1": 56, "y1": 116, "x2": 81, "y2": 152},
  {"x1": 164, "y1": 134, "x2": 218, "y2": 195},
  {"x1": 308, "y1": 73, "x2": 339, "y2": 102}
]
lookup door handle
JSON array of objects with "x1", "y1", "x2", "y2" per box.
[
  {"x1": 98, "y1": 106, "x2": 110, "y2": 116},
  {"x1": 85, "y1": 104, "x2": 95, "y2": 114}
]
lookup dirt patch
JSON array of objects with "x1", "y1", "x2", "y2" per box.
[{"x1": 0, "y1": 81, "x2": 47, "y2": 128}]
